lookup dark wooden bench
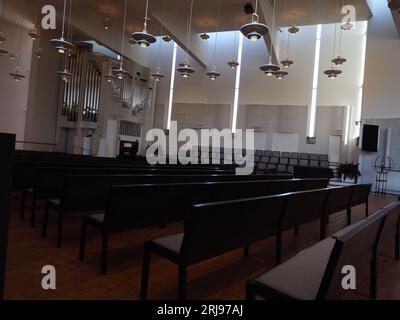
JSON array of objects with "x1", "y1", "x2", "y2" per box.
[
  {"x1": 139, "y1": 193, "x2": 288, "y2": 300},
  {"x1": 78, "y1": 179, "x2": 328, "y2": 274},
  {"x1": 245, "y1": 201, "x2": 400, "y2": 300}
]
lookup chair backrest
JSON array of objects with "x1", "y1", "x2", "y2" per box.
[
  {"x1": 272, "y1": 151, "x2": 281, "y2": 158},
  {"x1": 300, "y1": 153, "x2": 310, "y2": 160},
  {"x1": 319, "y1": 154, "x2": 329, "y2": 161},
  {"x1": 299, "y1": 159, "x2": 309, "y2": 167},
  {"x1": 281, "y1": 152, "x2": 291, "y2": 158},
  {"x1": 324, "y1": 186, "x2": 353, "y2": 217},
  {"x1": 310, "y1": 160, "x2": 320, "y2": 167},
  {"x1": 281, "y1": 189, "x2": 329, "y2": 231},
  {"x1": 257, "y1": 163, "x2": 267, "y2": 171},
  {"x1": 291, "y1": 152, "x2": 300, "y2": 159},
  {"x1": 319, "y1": 205, "x2": 390, "y2": 299},
  {"x1": 309, "y1": 154, "x2": 319, "y2": 161},
  {"x1": 264, "y1": 150, "x2": 273, "y2": 157},
  {"x1": 350, "y1": 184, "x2": 372, "y2": 207},
  {"x1": 261, "y1": 156, "x2": 269, "y2": 163},
  {"x1": 376, "y1": 201, "x2": 400, "y2": 255},
  {"x1": 277, "y1": 165, "x2": 287, "y2": 173},
  {"x1": 255, "y1": 150, "x2": 264, "y2": 156},
  {"x1": 320, "y1": 161, "x2": 329, "y2": 168},
  {"x1": 280, "y1": 158, "x2": 289, "y2": 165},
  {"x1": 289, "y1": 158, "x2": 298, "y2": 166},
  {"x1": 182, "y1": 194, "x2": 287, "y2": 265},
  {"x1": 270, "y1": 157, "x2": 279, "y2": 164}
]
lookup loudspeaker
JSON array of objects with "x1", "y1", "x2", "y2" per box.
[{"x1": 362, "y1": 124, "x2": 379, "y2": 152}]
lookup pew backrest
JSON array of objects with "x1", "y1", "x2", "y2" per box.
[{"x1": 350, "y1": 184, "x2": 372, "y2": 207}]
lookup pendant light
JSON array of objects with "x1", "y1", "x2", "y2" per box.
[
  {"x1": 273, "y1": 70, "x2": 288, "y2": 79},
  {"x1": 113, "y1": 0, "x2": 130, "y2": 80},
  {"x1": 0, "y1": 0, "x2": 8, "y2": 55},
  {"x1": 104, "y1": 18, "x2": 112, "y2": 31},
  {"x1": 104, "y1": 18, "x2": 116, "y2": 83},
  {"x1": 206, "y1": 0, "x2": 222, "y2": 81},
  {"x1": 177, "y1": 0, "x2": 195, "y2": 78},
  {"x1": 281, "y1": 2, "x2": 294, "y2": 69},
  {"x1": 162, "y1": 35, "x2": 171, "y2": 43},
  {"x1": 50, "y1": 0, "x2": 73, "y2": 54},
  {"x1": 324, "y1": 21, "x2": 342, "y2": 79},
  {"x1": 200, "y1": 21, "x2": 210, "y2": 40},
  {"x1": 9, "y1": 14, "x2": 26, "y2": 81},
  {"x1": 34, "y1": 48, "x2": 43, "y2": 59},
  {"x1": 151, "y1": 11, "x2": 165, "y2": 82},
  {"x1": 288, "y1": 6, "x2": 299, "y2": 34},
  {"x1": 333, "y1": 1, "x2": 347, "y2": 66},
  {"x1": 227, "y1": 19, "x2": 239, "y2": 69},
  {"x1": 28, "y1": 10, "x2": 40, "y2": 40},
  {"x1": 260, "y1": 0, "x2": 280, "y2": 76},
  {"x1": 58, "y1": 0, "x2": 74, "y2": 82},
  {"x1": 130, "y1": 0, "x2": 156, "y2": 48},
  {"x1": 240, "y1": 0, "x2": 268, "y2": 42}
]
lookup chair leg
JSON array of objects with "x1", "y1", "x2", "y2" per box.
[
  {"x1": 366, "y1": 201, "x2": 369, "y2": 218},
  {"x1": 245, "y1": 282, "x2": 256, "y2": 300},
  {"x1": 42, "y1": 202, "x2": 50, "y2": 239},
  {"x1": 395, "y1": 232, "x2": 400, "y2": 261},
  {"x1": 244, "y1": 245, "x2": 250, "y2": 258},
  {"x1": 347, "y1": 207, "x2": 352, "y2": 226},
  {"x1": 140, "y1": 243, "x2": 151, "y2": 300},
  {"x1": 370, "y1": 258, "x2": 377, "y2": 299},
  {"x1": 20, "y1": 190, "x2": 27, "y2": 222},
  {"x1": 79, "y1": 219, "x2": 88, "y2": 262},
  {"x1": 30, "y1": 198, "x2": 36, "y2": 228},
  {"x1": 178, "y1": 264, "x2": 187, "y2": 300},
  {"x1": 56, "y1": 212, "x2": 63, "y2": 248},
  {"x1": 101, "y1": 232, "x2": 109, "y2": 275}
]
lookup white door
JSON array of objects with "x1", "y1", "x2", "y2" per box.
[
  {"x1": 254, "y1": 132, "x2": 268, "y2": 150},
  {"x1": 272, "y1": 133, "x2": 299, "y2": 152},
  {"x1": 329, "y1": 135, "x2": 341, "y2": 163}
]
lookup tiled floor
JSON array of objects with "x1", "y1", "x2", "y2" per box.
[{"x1": 4, "y1": 193, "x2": 399, "y2": 300}]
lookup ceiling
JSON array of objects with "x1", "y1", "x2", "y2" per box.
[{"x1": 32, "y1": 0, "x2": 372, "y2": 37}]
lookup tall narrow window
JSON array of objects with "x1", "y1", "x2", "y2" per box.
[
  {"x1": 307, "y1": 24, "x2": 322, "y2": 138},
  {"x1": 167, "y1": 42, "x2": 178, "y2": 130},
  {"x1": 232, "y1": 33, "x2": 244, "y2": 133}
]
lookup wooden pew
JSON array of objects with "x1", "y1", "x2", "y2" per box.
[
  {"x1": 43, "y1": 175, "x2": 301, "y2": 248},
  {"x1": 21, "y1": 165, "x2": 259, "y2": 227},
  {"x1": 78, "y1": 179, "x2": 328, "y2": 274},
  {"x1": 245, "y1": 201, "x2": 400, "y2": 300}
]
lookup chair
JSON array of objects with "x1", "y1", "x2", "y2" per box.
[
  {"x1": 289, "y1": 159, "x2": 298, "y2": 166},
  {"x1": 319, "y1": 154, "x2": 329, "y2": 162},
  {"x1": 299, "y1": 159, "x2": 309, "y2": 167},
  {"x1": 270, "y1": 157, "x2": 279, "y2": 164},
  {"x1": 300, "y1": 153, "x2": 310, "y2": 160},
  {"x1": 272, "y1": 151, "x2": 281, "y2": 158},
  {"x1": 290, "y1": 153, "x2": 300, "y2": 159},
  {"x1": 261, "y1": 156, "x2": 270, "y2": 163},
  {"x1": 309, "y1": 154, "x2": 319, "y2": 161},
  {"x1": 320, "y1": 161, "x2": 329, "y2": 168},
  {"x1": 246, "y1": 203, "x2": 393, "y2": 300},
  {"x1": 281, "y1": 152, "x2": 291, "y2": 158},
  {"x1": 277, "y1": 165, "x2": 287, "y2": 173},
  {"x1": 280, "y1": 158, "x2": 289, "y2": 165},
  {"x1": 141, "y1": 195, "x2": 287, "y2": 300},
  {"x1": 264, "y1": 151, "x2": 273, "y2": 157},
  {"x1": 350, "y1": 184, "x2": 372, "y2": 220},
  {"x1": 310, "y1": 160, "x2": 320, "y2": 167}
]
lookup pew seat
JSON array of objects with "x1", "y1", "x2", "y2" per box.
[{"x1": 246, "y1": 238, "x2": 336, "y2": 300}]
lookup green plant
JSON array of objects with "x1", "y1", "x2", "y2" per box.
[{"x1": 337, "y1": 162, "x2": 361, "y2": 182}]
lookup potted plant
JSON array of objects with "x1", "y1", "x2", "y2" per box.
[{"x1": 337, "y1": 162, "x2": 361, "y2": 183}]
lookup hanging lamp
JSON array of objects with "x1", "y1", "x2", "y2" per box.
[
  {"x1": 162, "y1": 35, "x2": 171, "y2": 43},
  {"x1": 227, "y1": 59, "x2": 239, "y2": 69},
  {"x1": 50, "y1": 0, "x2": 73, "y2": 54},
  {"x1": 0, "y1": 32, "x2": 6, "y2": 44},
  {"x1": 333, "y1": 0, "x2": 347, "y2": 65},
  {"x1": 178, "y1": 0, "x2": 196, "y2": 78},
  {"x1": 260, "y1": 0, "x2": 280, "y2": 76},
  {"x1": 206, "y1": 0, "x2": 222, "y2": 81},
  {"x1": 240, "y1": 0, "x2": 268, "y2": 42},
  {"x1": 9, "y1": 15, "x2": 26, "y2": 81},
  {"x1": 273, "y1": 70, "x2": 288, "y2": 79},
  {"x1": 104, "y1": 19, "x2": 116, "y2": 83},
  {"x1": 29, "y1": 10, "x2": 40, "y2": 41},
  {"x1": 130, "y1": 0, "x2": 156, "y2": 48},
  {"x1": 324, "y1": 21, "x2": 342, "y2": 79},
  {"x1": 281, "y1": 5, "x2": 295, "y2": 69},
  {"x1": 113, "y1": 0, "x2": 131, "y2": 80},
  {"x1": 227, "y1": 20, "x2": 239, "y2": 70},
  {"x1": 34, "y1": 48, "x2": 43, "y2": 59},
  {"x1": 58, "y1": 0, "x2": 74, "y2": 81},
  {"x1": 288, "y1": 25, "x2": 299, "y2": 34},
  {"x1": 151, "y1": 16, "x2": 165, "y2": 82}
]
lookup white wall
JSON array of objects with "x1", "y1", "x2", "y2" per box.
[
  {"x1": 363, "y1": 0, "x2": 400, "y2": 119},
  {"x1": 0, "y1": 18, "x2": 33, "y2": 145}
]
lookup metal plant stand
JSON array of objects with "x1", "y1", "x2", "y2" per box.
[{"x1": 373, "y1": 156, "x2": 394, "y2": 196}]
